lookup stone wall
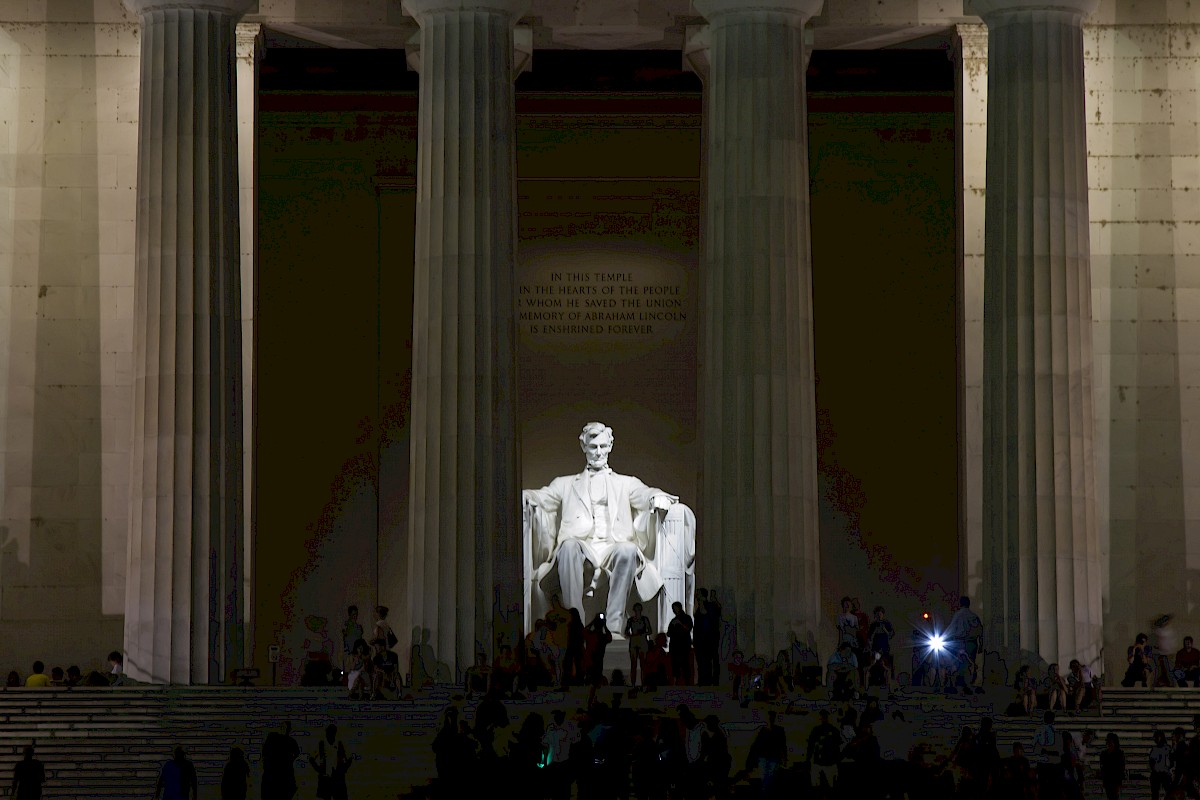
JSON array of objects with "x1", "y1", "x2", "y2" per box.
[
  {"x1": 0, "y1": 0, "x2": 135, "y2": 672},
  {"x1": 1086, "y1": 5, "x2": 1200, "y2": 679},
  {"x1": 955, "y1": 1, "x2": 1200, "y2": 679}
]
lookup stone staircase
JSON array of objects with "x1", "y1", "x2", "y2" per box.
[
  {"x1": 0, "y1": 685, "x2": 450, "y2": 800},
  {"x1": 989, "y1": 685, "x2": 1200, "y2": 799},
  {"x1": 0, "y1": 683, "x2": 1189, "y2": 799}
]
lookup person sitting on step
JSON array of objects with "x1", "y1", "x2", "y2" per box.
[
  {"x1": 370, "y1": 638, "x2": 401, "y2": 700},
  {"x1": 1176, "y1": 637, "x2": 1200, "y2": 688},
  {"x1": 1067, "y1": 659, "x2": 1099, "y2": 711},
  {"x1": 826, "y1": 643, "x2": 859, "y2": 701},
  {"x1": 1121, "y1": 632, "x2": 1154, "y2": 687}
]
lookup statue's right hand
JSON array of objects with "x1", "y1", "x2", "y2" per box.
[{"x1": 522, "y1": 489, "x2": 536, "y2": 506}]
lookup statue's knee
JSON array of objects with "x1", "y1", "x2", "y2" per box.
[
  {"x1": 614, "y1": 542, "x2": 638, "y2": 566},
  {"x1": 557, "y1": 541, "x2": 584, "y2": 565}
]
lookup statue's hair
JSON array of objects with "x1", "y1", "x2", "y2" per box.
[{"x1": 579, "y1": 421, "x2": 613, "y2": 447}]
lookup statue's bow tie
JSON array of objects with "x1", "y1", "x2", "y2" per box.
[{"x1": 587, "y1": 466, "x2": 607, "y2": 474}]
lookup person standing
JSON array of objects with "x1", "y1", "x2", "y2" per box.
[
  {"x1": 696, "y1": 589, "x2": 723, "y2": 686},
  {"x1": 667, "y1": 602, "x2": 694, "y2": 686},
  {"x1": 565, "y1": 608, "x2": 585, "y2": 686},
  {"x1": 1122, "y1": 633, "x2": 1154, "y2": 687},
  {"x1": 372, "y1": 606, "x2": 397, "y2": 651},
  {"x1": 624, "y1": 603, "x2": 651, "y2": 686},
  {"x1": 835, "y1": 597, "x2": 858, "y2": 655},
  {"x1": 694, "y1": 589, "x2": 714, "y2": 685},
  {"x1": 586, "y1": 613, "x2": 613, "y2": 685},
  {"x1": 261, "y1": 721, "x2": 301, "y2": 800},
  {"x1": 943, "y1": 596, "x2": 983, "y2": 692},
  {"x1": 310, "y1": 724, "x2": 352, "y2": 800},
  {"x1": 1149, "y1": 730, "x2": 1172, "y2": 800},
  {"x1": 746, "y1": 710, "x2": 787, "y2": 797},
  {"x1": 542, "y1": 709, "x2": 579, "y2": 800},
  {"x1": 341, "y1": 606, "x2": 362, "y2": 671},
  {"x1": 221, "y1": 747, "x2": 251, "y2": 800},
  {"x1": 867, "y1": 606, "x2": 896, "y2": 685},
  {"x1": 699, "y1": 715, "x2": 731, "y2": 797},
  {"x1": 1099, "y1": 732, "x2": 1126, "y2": 800},
  {"x1": 155, "y1": 746, "x2": 198, "y2": 800},
  {"x1": 1154, "y1": 614, "x2": 1178, "y2": 688},
  {"x1": 806, "y1": 709, "x2": 841, "y2": 798},
  {"x1": 11, "y1": 745, "x2": 45, "y2": 800}
]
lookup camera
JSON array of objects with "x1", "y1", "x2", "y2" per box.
[{"x1": 598, "y1": 613, "x2": 606, "y2": 620}]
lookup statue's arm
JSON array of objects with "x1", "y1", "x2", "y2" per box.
[
  {"x1": 523, "y1": 480, "x2": 565, "y2": 514},
  {"x1": 627, "y1": 477, "x2": 677, "y2": 512},
  {"x1": 524, "y1": 479, "x2": 566, "y2": 573}
]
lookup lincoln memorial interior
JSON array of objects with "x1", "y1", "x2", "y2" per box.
[{"x1": 0, "y1": 0, "x2": 1194, "y2": 688}]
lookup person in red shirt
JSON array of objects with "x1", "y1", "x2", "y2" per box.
[
  {"x1": 852, "y1": 598, "x2": 871, "y2": 685},
  {"x1": 644, "y1": 633, "x2": 672, "y2": 689},
  {"x1": 1175, "y1": 636, "x2": 1200, "y2": 687}
]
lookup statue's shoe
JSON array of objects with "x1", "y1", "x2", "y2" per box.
[{"x1": 585, "y1": 568, "x2": 602, "y2": 596}]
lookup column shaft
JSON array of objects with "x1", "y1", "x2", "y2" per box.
[
  {"x1": 698, "y1": 5, "x2": 822, "y2": 656},
  {"x1": 124, "y1": 5, "x2": 245, "y2": 684},
  {"x1": 406, "y1": 6, "x2": 520, "y2": 678},
  {"x1": 981, "y1": 4, "x2": 1102, "y2": 668}
]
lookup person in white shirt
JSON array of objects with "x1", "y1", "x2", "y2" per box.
[
  {"x1": 1068, "y1": 659, "x2": 1096, "y2": 711},
  {"x1": 107, "y1": 651, "x2": 127, "y2": 687},
  {"x1": 836, "y1": 597, "x2": 858, "y2": 652}
]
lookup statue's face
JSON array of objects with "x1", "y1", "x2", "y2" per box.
[{"x1": 582, "y1": 431, "x2": 613, "y2": 470}]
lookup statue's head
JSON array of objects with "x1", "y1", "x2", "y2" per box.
[{"x1": 579, "y1": 422, "x2": 614, "y2": 470}]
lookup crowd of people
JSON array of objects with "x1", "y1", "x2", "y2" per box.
[
  {"x1": 5, "y1": 652, "x2": 129, "y2": 689},
  {"x1": 425, "y1": 681, "x2": 1184, "y2": 799},
  {"x1": 459, "y1": 590, "x2": 725, "y2": 698},
  {"x1": 1122, "y1": 623, "x2": 1200, "y2": 689}
]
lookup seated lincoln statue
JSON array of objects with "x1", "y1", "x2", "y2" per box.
[{"x1": 522, "y1": 422, "x2": 695, "y2": 636}]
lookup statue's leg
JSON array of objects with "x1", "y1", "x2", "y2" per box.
[
  {"x1": 556, "y1": 540, "x2": 587, "y2": 616},
  {"x1": 606, "y1": 543, "x2": 639, "y2": 634}
]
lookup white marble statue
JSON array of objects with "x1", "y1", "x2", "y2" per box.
[{"x1": 522, "y1": 422, "x2": 695, "y2": 636}]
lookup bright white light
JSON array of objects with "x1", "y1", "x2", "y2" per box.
[{"x1": 929, "y1": 635, "x2": 945, "y2": 651}]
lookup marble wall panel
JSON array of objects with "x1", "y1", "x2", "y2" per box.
[{"x1": 0, "y1": 10, "x2": 135, "y2": 672}]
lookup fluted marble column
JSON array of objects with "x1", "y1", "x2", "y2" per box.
[
  {"x1": 693, "y1": 0, "x2": 823, "y2": 658},
  {"x1": 404, "y1": 0, "x2": 526, "y2": 679},
  {"x1": 123, "y1": 0, "x2": 251, "y2": 684},
  {"x1": 974, "y1": 0, "x2": 1103, "y2": 669}
]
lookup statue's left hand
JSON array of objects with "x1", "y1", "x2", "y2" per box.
[{"x1": 651, "y1": 494, "x2": 675, "y2": 512}]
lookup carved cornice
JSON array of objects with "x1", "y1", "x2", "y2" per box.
[
  {"x1": 124, "y1": 0, "x2": 257, "y2": 17},
  {"x1": 692, "y1": 0, "x2": 823, "y2": 22},
  {"x1": 401, "y1": 0, "x2": 530, "y2": 24},
  {"x1": 964, "y1": 0, "x2": 1098, "y2": 20}
]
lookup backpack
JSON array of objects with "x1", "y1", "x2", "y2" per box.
[{"x1": 811, "y1": 725, "x2": 841, "y2": 766}]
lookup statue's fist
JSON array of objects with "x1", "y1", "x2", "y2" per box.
[{"x1": 652, "y1": 494, "x2": 675, "y2": 511}]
